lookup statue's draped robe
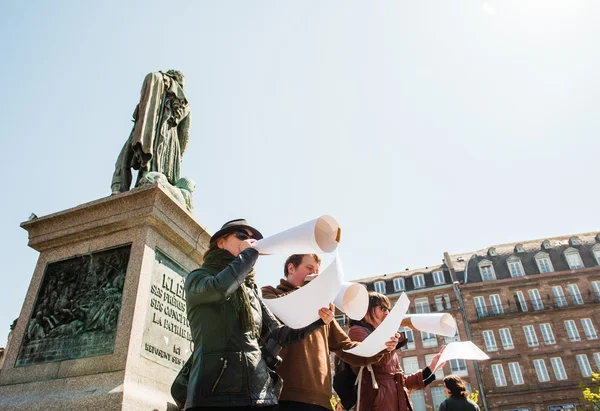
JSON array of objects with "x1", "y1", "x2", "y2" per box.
[{"x1": 111, "y1": 72, "x2": 191, "y2": 192}]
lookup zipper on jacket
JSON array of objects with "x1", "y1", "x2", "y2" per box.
[{"x1": 211, "y1": 358, "x2": 228, "y2": 393}]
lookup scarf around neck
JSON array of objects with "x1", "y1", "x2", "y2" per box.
[{"x1": 201, "y1": 248, "x2": 259, "y2": 338}]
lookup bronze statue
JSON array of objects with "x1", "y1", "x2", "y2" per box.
[{"x1": 111, "y1": 70, "x2": 191, "y2": 194}]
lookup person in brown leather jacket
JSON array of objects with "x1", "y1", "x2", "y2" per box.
[
  {"x1": 349, "y1": 292, "x2": 446, "y2": 411},
  {"x1": 261, "y1": 255, "x2": 401, "y2": 411}
]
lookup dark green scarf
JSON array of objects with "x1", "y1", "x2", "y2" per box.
[{"x1": 201, "y1": 249, "x2": 259, "y2": 338}]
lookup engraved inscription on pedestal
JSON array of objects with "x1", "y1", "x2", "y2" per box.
[
  {"x1": 16, "y1": 245, "x2": 131, "y2": 366},
  {"x1": 141, "y1": 249, "x2": 192, "y2": 371}
]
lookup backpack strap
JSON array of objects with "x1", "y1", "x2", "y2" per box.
[{"x1": 354, "y1": 364, "x2": 378, "y2": 411}]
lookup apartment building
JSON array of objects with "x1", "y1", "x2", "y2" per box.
[{"x1": 352, "y1": 231, "x2": 600, "y2": 411}]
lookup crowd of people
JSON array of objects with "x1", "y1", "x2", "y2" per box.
[{"x1": 182, "y1": 219, "x2": 480, "y2": 411}]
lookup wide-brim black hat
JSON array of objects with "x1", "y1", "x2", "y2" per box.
[{"x1": 210, "y1": 219, "x2": 263, "y2": 244}]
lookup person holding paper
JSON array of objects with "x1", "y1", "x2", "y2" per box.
[
  {"x1": 348, "y1": 292, "x2": 446, "y2": 411},
  {"x1": 184, "y1": 220, "x2": 335, "y2": 410},
  {"x1": 439, "y1": 375, "x2": 480, "y2": 411},
  {"x1": 262, "y1": 254, "x2": 401, "y2": 411}
]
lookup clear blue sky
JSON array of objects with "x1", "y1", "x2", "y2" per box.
[{"x1": 1, "y1": 1, "x2": 598, "y2": 346}]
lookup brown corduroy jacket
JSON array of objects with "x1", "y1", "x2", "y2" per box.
[{"x1": 261, "y1": 279, "x2": 385, "y2": 409}]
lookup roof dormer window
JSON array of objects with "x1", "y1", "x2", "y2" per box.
[
  {"x1": 570, "y1": 236, "x2": 581, "y2": 246},
  {"x1": 413, "y1": 274, "x2": 425, "y2": 289},
  {"x1": 592, "y1": 245, "x2": 600, "y2": 266},
  {"x1": 507, "y1": 256, "x2": 525, "y2": 277},
  {"x1": 393, "y1": 278, "x2": 406, "y2": 292},
  {"x1": 515, "y1": 244, "x2": 525, "y2": 253},
  {"x1": 564, "y1": 248, "x2": 584, "y2": 270},
  {"x1": 488, "y1": 247, "x2": 497, "y2": 257},
  {"x1": 374, "y1": 280, "x2": 386, "y2": 294},
  {"x1": 542, "y1": 240, "x2": 552, "y2": 250},
  {"x1": 478, "y1": 259, "x2": 496, "y2": 281},
  {"x1": 535, "y1": 252, "x2": 554, "y2": 273}
]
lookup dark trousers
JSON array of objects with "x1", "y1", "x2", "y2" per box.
[{"x1": 276, "y1": 401, "x2": 331, "y2": 411}]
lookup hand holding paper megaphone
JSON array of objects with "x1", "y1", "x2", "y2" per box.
[
  {"x1": 254, "y1": 215, "x2": 341, "y2": 255},
  {"x1": 400, "y1": 313, "x2": 457, "y2": 337}
]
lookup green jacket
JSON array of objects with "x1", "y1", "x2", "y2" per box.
[{"x1": 184, "y1": 248, "x2": 323, "y2": 408}]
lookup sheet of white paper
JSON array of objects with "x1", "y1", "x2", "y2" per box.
[
  {"x1": 405, "y1": 313, "x2": 457, "y2": 337},
  {"x1": 263, "y1": 256, "x2": 344, "y2": 329},
  {"x1": 433, "y1": 341, "x2": 490, "y2": 373},
  {"x1": 254, "y1": 215, "x2": 340, "y2": 255},
  {"x1": 343, "y1": 293, "x2": 411, "y2": 357}
]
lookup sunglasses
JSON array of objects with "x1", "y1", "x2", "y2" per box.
[{"x1": 234, "y1": 231, "x2": 255, "y2": 241}]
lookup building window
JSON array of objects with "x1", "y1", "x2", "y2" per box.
[
  {"x1": 426, "y1": 354, "x2": 444, "y2": 379},
  {"x1": 514, "y1": 291, "x2": 528, "y2": 312},
  {"x1": 432, "y1": 270, "x2": 445, "y2": 285},
  {"x1": 488, "y1": 247, "x2": 497, "y2": 257},
  {"x1": 593, "y1": 353, "x2": 600, "y2": 371},
  {"x1": 450, "y1": 359, "x2": 468, "y2": 376},
  {"x1": 445, "y1": 328, "x2": 460, "y2": 343},
  {"x1": 540, "y1": 323, "x2": 556, "y2": 345},
  {"x1": 499, "y1": 328, "x2": 514, "y2": 349},
  {"x1": 413, "y1": 274, "x2": 425, "y2": 289},
  {"x1": 565, "y1": 248, "x2": 584, "y2": 269},
  {"x1": 553, "y1": 286, "x2": 567, "y2": 307},
  {"x1": 335, "y1": 315, "x2": 346, "y2": 328},
  {"x1": 393, "y1": 278, "x2": 405, "y2": 292},
  {"x1": 483, "y1": 330, "x2": 498, "y2": 352},
  {"x1": 528, "y1": 289, "x2": 544, "y2": 311},
  {"x1": 479, "y1": 260, "x2": 496, "y2": 281},
  {"x1": 507, "y1": 257, "x2": 525, "y2": 277},
  {"x1": 577, "y1": 354, "x2": 593, "y2": 377},
  {"x1": 533, "y1": 359, "x2": 550, "y2": 382},
  {"x1": 565, "y1": 320, "x2": 581, "y2": 342},
  {"x1": 374, "y1": 281, "x2": 386, "y2": 294},
  {"x1": 431, "y1": 386, "x2": 446, "y2": 411},
  {"x1": 508, "y1": 362, "x2": 524, "y2": 385},
  {"x1": 567, "y1": 284, "x2": 584, "y2": 305},
  {"x1": 593, "y1": 245, "x2": 600, "y2": 266},
  {"x1": 542, "y1": 240, "x2": 552, "y2": 250},
  {"x1": 581, "y1": 318, "x2": 598, "y2": 340},
  {"x1": 515, "y1": 243, "x2": 525, "y2": 253},
  {"x1": 593, "y1": 281, "x2": 600, "y2": 301},
  {"x1": 401, "y1": 327, "x2": 415, "y2": 351},
  {"x1": 489, "y1": 294, "x2": 503, "y2": 315},
  {"x1": 474, "y1": 296, "x2": 487, "y2": 318},
  {"x1": 523, "y1": 325, "x2": 539, "y2": 347},
  {"x1": 535, "y1": 252, "x2": 554, "y2": 273},
  {"x1": 491, "y1": 364, "x2": 507, "y2": 387},
  {"x1": 550, "y1": 357, "x2": 568, "y2": 381},
  {"x1": 422, "y1": 331, "x2": 438, "y2": 348},
  {"x1": 414, "y1": 297, "x2": 430, "y2": 314},
  {"x1": 410, "y1": 391, "x2": 426, "y2": 411},
  {"x1": 435, "y1": 294, "x2": 451, "y2": 311},
  {"x1": 570, "y1": 236, "x2": 582, "y2": 246},
  {"x1": 403, "y1": 356, "x2": 419, "y2": 374}
]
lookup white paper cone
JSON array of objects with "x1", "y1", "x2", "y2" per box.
[
  {"x1": 254, "y1": 215, "x2": 341, "y2": 255},
  {"x1": 344, "y1": 293, "x2": 411, "y2": 357},
  {"x1": 263, "y1": 257, "x2": 344, "y2": 329},
  {"x1": 334, "y1": 282, "x2": 369, "y2": 321},
  {"x1": 401, "y1": 314, "x2": 457, "y2": 337}
]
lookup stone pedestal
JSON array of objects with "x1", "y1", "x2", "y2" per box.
[{"x1": 0, "y1": 185, "x2": 210, "y2": 410}]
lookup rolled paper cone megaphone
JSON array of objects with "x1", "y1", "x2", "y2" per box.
[
  {"x1": 400, "y1": 314, "x2": 457, "y2": 337},
  {"x1": 254, "y1": 215, "x2": 341, "y2": 255},
  {"x1": 334, "y1": 282, "x2": 369, "y2": 321}
]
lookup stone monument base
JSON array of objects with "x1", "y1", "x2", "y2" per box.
[{"x1": 0, "y1": 185, "x2": 209, "y2": 410}]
